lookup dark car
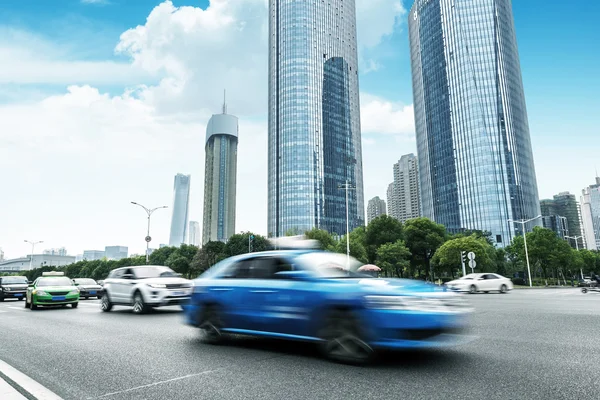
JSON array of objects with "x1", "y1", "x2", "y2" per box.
[
  {"x1": 0, "y1": 276, "x2": 29, "y2": 301},
  {"x1": 72, "y1": 278, "x2": 104, "y2": 299}
]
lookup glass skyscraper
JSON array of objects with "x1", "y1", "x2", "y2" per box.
[
  {"x1": 408, "y1": 0, "x2": 540, "y2": 246},
  {"x1": 202, "y1": 101, "x2": 237, "y2": 245},
  {"x1": 268, "y1": 0, "x2": 365, "y2": 237},
  {"x1": 169, "y1": 173, "x2": 191, "y2": 246}
]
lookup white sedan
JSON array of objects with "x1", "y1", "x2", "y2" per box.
[{"x1": 446, "y1": 273, "x2": 513, "y2": 294}]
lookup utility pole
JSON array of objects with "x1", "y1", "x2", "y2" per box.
[
  {"x1": 508, "y1": 215, "x2": 542, "y2": 288},
  {"x1": 131, "y1": 202, "x2": 168, "y2": 264},
  {"x1": 338, "y1": 180, "x2": 356, "y2": 269},
  {"x1": 248, "y1": 235, "x2": 254, "y2": 253}
]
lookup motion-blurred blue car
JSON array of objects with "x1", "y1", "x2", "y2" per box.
[{"x1": 184, "y1": 249, "x2": 473, "y2": 363}]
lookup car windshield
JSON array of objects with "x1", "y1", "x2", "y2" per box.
[
  {"x1": 295, "y1": 252, "x2": 368, "y2": 278},
  {"x1": 459, "y1": 274, "x2": 478, "y2": 280},
  {"x1": 134, "y1": 267, "x2": 178, "y2": 279},
  {"x1": 2, "y1": 277, "x2": 28, "y2": 284},
  {"x1": 37, "y1": 277, "x2": 73, "y2": 287},
  {"x1": 74, "y1": 279, "x2": 97, "y2": 285}
]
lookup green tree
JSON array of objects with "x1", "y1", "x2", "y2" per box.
[
  {"x1": 190, "y1": 241, "x2": 227, "y2": 275},
  {"x1": 375, "y1": 240, "x2": 411, "y2": 278},
  {"x1": 164, "y1": 244, "x2": 199, "y2": 278},
  {"x1": 364, "y1": 215, "x2": 404, "y2": 263},
  {"x1": 304, "y1": 228, "x2": 336, "y2": 251},
  {"x1": 432, "y1": 235, "x2": 494, "y2": 278},
  {"x1": 334, "y1": 232, "x2": 368, "y2": 263},
  {"x1": 225, "y1": 232, "x2": 269, "y2": 257},
  {"x1": 149, "y1": 246, "x2": 178, "y2": 266},
  {"x1": 403, "y1": 217, "x2": 447, "y2": 279}
]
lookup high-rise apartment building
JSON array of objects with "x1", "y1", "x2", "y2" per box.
[
  {"x1": 104, "y1": 246, "x2": 128, "y2": 260},
  {"x1": 189, "y1": 221, "x2": 201, "y2": 246},
  {"x1": 408, "y1": 0, "x2": 540, "y2": 246},
  {"x1": 387, "y1": 154, "x2": 421, "y2": 223},
  {"x1": 386, "y1": 183, "x2": 396, "y2": 221},
  {"x1": 541, "y1": 192, "x2": 584, "y2": 249},
  {"x1": 202, "y1": 99, "x2": 237, "y2": 244},
  {"x1": 366, "y1": 197, "x2": 387, "y2": 225},
  {"x1": 581, "y1": 177, "x2": 600, "y2": 250},
  {"x1": 169, "y1": 173, "x2": 191, "y2": 246},
  {"x1": 268, "y1": 0, "x2": 365, "y2": 237}
]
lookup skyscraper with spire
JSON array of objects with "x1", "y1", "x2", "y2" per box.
[{"x1": 202, "y1": 92, "x2": 238, "y2": 244}]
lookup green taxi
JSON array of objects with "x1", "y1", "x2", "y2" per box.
[{"x1": 25, "y1": 271, "x2": 80, "y2": 310}]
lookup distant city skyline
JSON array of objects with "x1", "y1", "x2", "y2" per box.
[
  {"x1": 366, "y1": 197, "x2": 386, "y2": 225},
  {"x1": 189, "y1": 221, "x2": 201, "y2": 246},
  {"x1": 387, "y1": 154, "x2": 420, "y2": 223},
  {"x1": 169, "y1": 173, "x2": 191, "y2": 247}
]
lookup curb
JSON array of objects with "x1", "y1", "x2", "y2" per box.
[{"x1": 0, "y1": 360, "x2": 62, "y2": 400}]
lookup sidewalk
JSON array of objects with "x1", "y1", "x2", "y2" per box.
[{"x1": 0, "y1": 376, "x2": 27, "y2": 400}]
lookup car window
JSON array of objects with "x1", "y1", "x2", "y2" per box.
[
  {"x1": 249, "y1": 257, "x2": 293, "y2": 279},
  {"x1": 133, "y1": 267, "x2": 177, "y2": 279},
  {"x1": 487, "y1": 274, "x2": 499, "y2": 280}
]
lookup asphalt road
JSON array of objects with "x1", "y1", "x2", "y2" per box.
[{"x1": 1, "y1": 288, "x2": 599, "y2": 400}]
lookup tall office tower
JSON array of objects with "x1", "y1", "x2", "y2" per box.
[
  {"x1": 169, "y1": 173, "x2": 191, "y2": 246},
  {"x1": 366, "y1": 196, "x2": 387, "y2": 224},
  {"x1": 387, "y1": 154, "x2": 421, "y2": 223},
  {"x1": 268, "y1": 0, "x2": 365, "y2": 237},
  {"x1": 82, "y1": 250, "x2": 105, "y2": 261},
  {"x1": 104, "y1": 246, "x2": 128, "y2": 260},
  {"x1": 189, "y1": 221, "x2": 201, "y2": 246},
  {"x1": 202, "y1": 98, "x2": 238, "y2": 245},
  {"x1": 408, "y1": 0, "x2": 540, "y2": 246},
  {"x1": 541, "y1": 192, "x2": 584, "y2": 249},
  {"x1": 581, "y1": 177, "x2": 600, "y2": 250}
]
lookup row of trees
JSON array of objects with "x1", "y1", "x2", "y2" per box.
[{"x1": 20, "y1": 216, "x2": 600, "y2": 284}]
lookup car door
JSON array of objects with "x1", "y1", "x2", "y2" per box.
[
  {"x1": 209, "y1": 259, "x2": 253, "y2": 330},
  {"x1": 243, "y1": 256, "x2": 313, "y2": 336},
  {"x1": 481, "y1": 274, "x2": 498, "y2": 291},
  {"x1": 108, "y1": 268, "x2": 134, "y2": 303}
]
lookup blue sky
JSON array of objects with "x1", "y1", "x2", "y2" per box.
[{"x1": 0, "y1": 0, "x2": 598, "y2": 258}]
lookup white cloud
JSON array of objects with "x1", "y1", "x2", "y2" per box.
[
  {"x1": 360, "y1": 93, "x2": 415, "y2": 136},
  {"x1": 0, "y1": 0, "x2": 404, "y2": 258},
  {"x1": 355, "y1": 0, "x2": 406, "y2": 48}
]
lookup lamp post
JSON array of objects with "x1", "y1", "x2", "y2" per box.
[
  {"x1": 338, "y1": 180, "x2": 356, "y2": 269},
  {"x1": 131, "y1": 202, "x2": 168, "y2": 264},
  {"x1": 565, "y1": 235, "x2": 583, "y2": 251},
  {"x1": 24, "y1": 240, "x2": 43, "y2": 270},
  {"x1": 508, "y1": 215, "x2": 542, "y2": 288}
]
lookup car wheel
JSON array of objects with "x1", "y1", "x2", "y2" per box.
[
  {"x1": 319, "y1": 309, "x2": 373, "y2": 365},
  {"x1": 31, "y1": 301, "x2": 38, "y2": 310},
  {"x1": 198, "y1": 305, "x2": 224, "y2": 344},
  {"x1": 132, "y1": 292, "x2": 149, "y2": 314},
  {"x1": 500, "y1": 284, "x2": 508, "y2": 294},
  {"x1": 469, "y1": 285, "x2": 477, "y2": 294},
  {"x1": 71, "y1": 302, "x2": 78, "y2": 308},
  {"x1": 97, "y1": 295, "x2": 102, "y2": 299},
  {"x1": 484, "y1": 291, "x2": 489, "y2": 294},
  {"x1": 101, "y1": 294, "x2": 113, "y2": 312},
  {"x1": 18, "y1": 297, "x2": 24, "y2": 301},
  {"x1": 582, "y1": 288, "x2": 588, "y2": 294},
  {"x1": 84, "y1": 296, "x2": 89, "y2": 300},
  {"x1": 25, "y1": 298, "x2": 30, "y2": 308},
  {"x1": 0, "y1": 294, "x2": 4, "y2": 302}
]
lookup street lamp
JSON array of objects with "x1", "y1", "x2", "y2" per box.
[
  {"x1": 508, "y1": 215, "x2": 542, "y2": 288},
  {"x1": 565, "y1": 235, "x2": 583, "y2": 251},
  {"x1": 131, "y1": 202, "x2": 168, "y2": 264},
  {"x1": 338, "y1": 180, "x2": 356, "y2": 269},
  {"x1": 24, "y1": 240, "x2": 43, "y2": 270}
]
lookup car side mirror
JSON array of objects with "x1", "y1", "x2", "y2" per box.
[{"x1": 274, "y1": 271, "x2": 313, "y2": 281}]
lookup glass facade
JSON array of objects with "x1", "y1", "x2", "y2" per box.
[
  {"x1": 169, "y1": 173, "x2": 191, "y2": 246},
  {"x1": 409, "y1": 0, "x2": 540, "y2": 246},
  {"x1": 203, "y1": 111, "x2": 238, "y2": 244},
  {"x1": 268, "y1": 0, "x2": 364, "y2": 237}
]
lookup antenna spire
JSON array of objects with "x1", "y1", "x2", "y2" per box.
[{"x1": 222, "y1": 89, "x2": 227, "y2": 114}]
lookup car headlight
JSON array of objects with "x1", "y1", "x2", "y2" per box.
[
  {"x1": 364, "y1": 295, "x2": 469, "y2": 313},
  {"x1": 34, "y1": 290, "x2": 49, "y2": 296},
  {"x1": 68, "y1": 290, "x2": 79, "y2": 295},
  {"x1": 2, "y1": 287, "x2": 9, "y2": 291},
  {"x1": 148, "y1": 283, "x2": 166, "y2": 289}
]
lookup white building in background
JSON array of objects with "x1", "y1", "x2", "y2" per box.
[
  {"x1": 0, "y1": 254, "x2": 76, "y2": 272},
  {"x1": 387, "y1": 154, "x2": 421, "y2": 223},
  {"x1": 169, "y1": 173, "x2": 191, "y2": 247},
  {"x1": 105, "y1": 246, "x2": 128, "y2": 260},
  {"x1": 581, "y1": 177, "x2": 600, "y2": 250},
  {"x1": 189, "y1": 221, "x2": 201, "y2": 246},
  {"x1": 83, "y1": 250, "x2": 105, "y2": 261},
  {"x1": 0, "y1": 248, "x2": 4, "y2": 262},
  {"x1": 367, "y1": 197, "x2": 387, "y2": 224}
]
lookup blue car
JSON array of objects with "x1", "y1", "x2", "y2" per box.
[{"x1": 184, "y1": 250, "x2": 473, "y2": 364}]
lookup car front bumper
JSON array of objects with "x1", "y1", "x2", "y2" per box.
[
  {"x1": 34, "y1": 294, "x2": 79, "y2": 305},
  {"x1": 2, "y1": 291, "x2": 26, "y2": 299},
  {"x1": 146, "y1": 288, "x2": 191, "y2": 307},
  {"x1": 362, "y1": 309, "x2": 475, "y2": 349},
  {"x1": 79, "y1": 289, "x2": 104, "y2": 297}
]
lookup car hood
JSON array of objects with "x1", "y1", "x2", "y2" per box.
[
  {"x1": 136, "y1": 277, "x2": 191, "y2": 285},
  {"x1": 2, "y1": 284, "x2": 28, "y2": 289},
  {"x1": 35, "y1": 286, "x2": 77, "y2": 291},
  {"x1": 79, "y1": 285, "x2": 103, "y2": 290},
  {"x1": 336, "y1": 278, "x2": 445, "y2": 295}
]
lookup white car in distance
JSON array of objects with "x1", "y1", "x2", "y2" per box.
[
  {"x1": 446, "y1": 273, "x2": 513, "y2": 294},
  {"x1": 101, "y1": 265, "x2": 192, "y2": 314}
]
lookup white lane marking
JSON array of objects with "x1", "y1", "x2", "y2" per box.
[
  {"x1": 89, "y1": 369, "x2": 220, "y2": 399},
  {"x1": 0, "y1": 377, "x2": 27, "y2": 399},
  {"x1": 0, "y1": 359, "x2": 63, "y2": 400},
  {"x1": 8, "y1": 307, "x2": 24, "y2": 311}
]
